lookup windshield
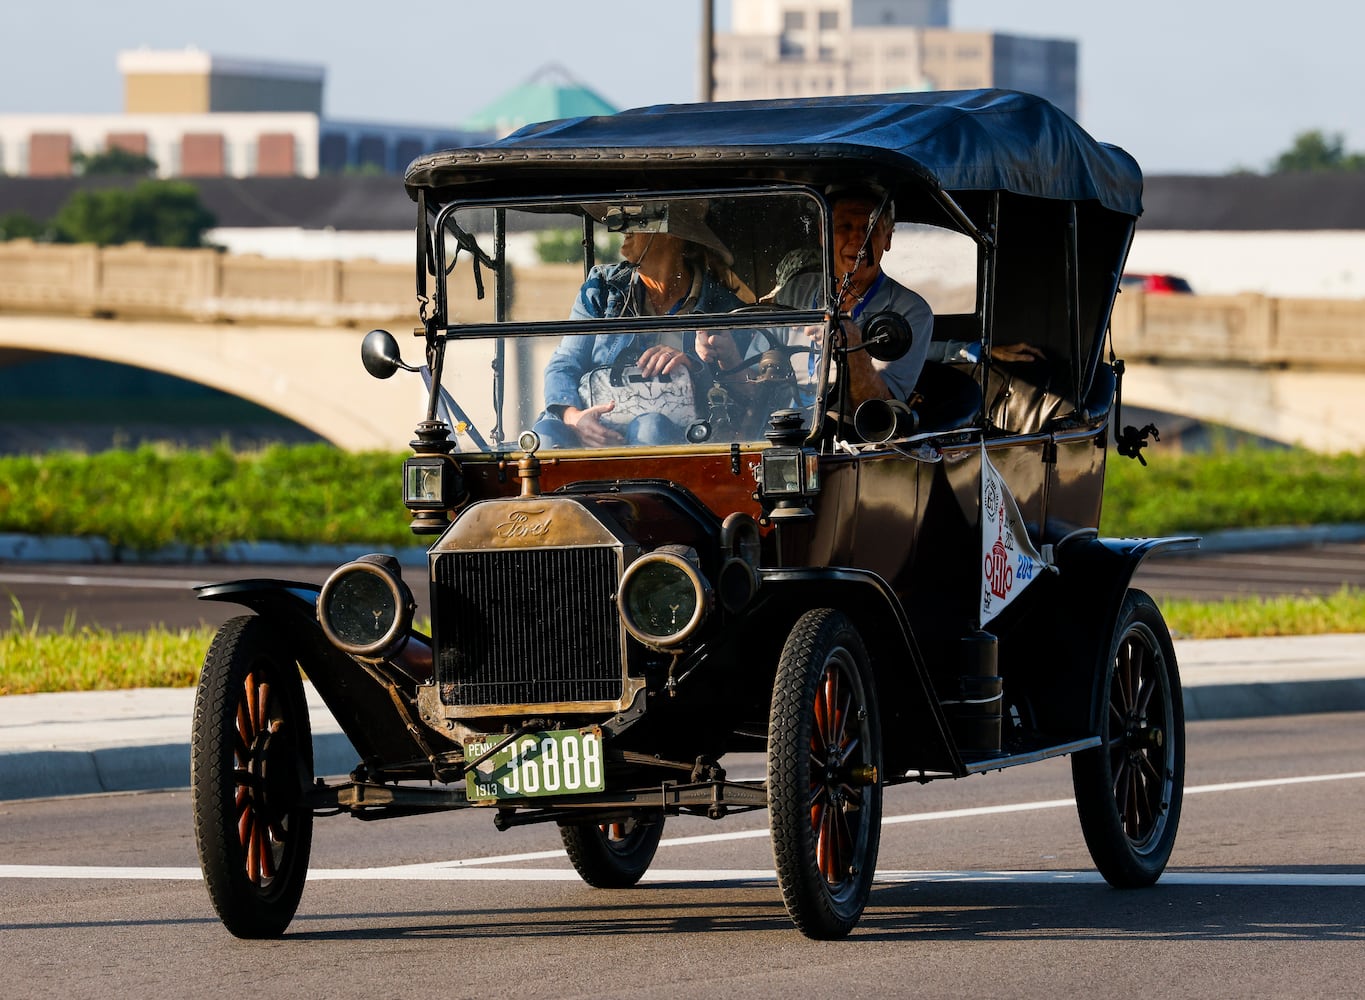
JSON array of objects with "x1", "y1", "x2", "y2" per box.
[{"x1": 431, "y1": 322, "x2": 826, "y2": 453}]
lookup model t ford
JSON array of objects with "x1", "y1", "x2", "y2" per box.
[{"x1": 192, "y1": 89, "x2": 1189, "y2": 939}]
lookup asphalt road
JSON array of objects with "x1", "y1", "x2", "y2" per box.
[
  {"x1": 5, "y1": 543, "x2": 1365, "y2": 633},
  {"x1": 2, "y1": 711, "x2": 1361, "y2": 999}
]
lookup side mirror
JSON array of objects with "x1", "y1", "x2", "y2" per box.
[
  {"x1": 361, "y1": 328, "x2": 418, "y2": 380},
  {"x1": 861, "y1": 311, "x2": 913, "y2": 363}
]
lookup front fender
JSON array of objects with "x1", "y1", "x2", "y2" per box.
[
  {"x1": 196, "y1": 577, "x2": 324, "y2": 620},
  {"x1": 196, "y1": 578, "x2": 445, "y2": 770},
  {"x1": 749, "y1": 567, "x2": 961, "y2": 778}
]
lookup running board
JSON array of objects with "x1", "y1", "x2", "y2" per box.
[{"x1": 959, "y1": 736, "x2": 1101, "y2": 775}]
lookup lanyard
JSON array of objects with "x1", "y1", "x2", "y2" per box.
[
  {"x1": 849, "y1": 272, "x2": 886, "y2": 321},
  {"x1": 809, "y1": 272, "x2": 887, "y2": 377}
]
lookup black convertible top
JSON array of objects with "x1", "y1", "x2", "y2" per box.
[{"x1": 405, "y1": 89, "x2": 1142, "y2": 218}]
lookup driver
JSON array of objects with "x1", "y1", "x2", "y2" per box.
[
  {"x1": 533, "y1": 201, "x2": 750, "y2": 448},
  {"x1": 696, "y1": 184, "x2": 933, "y2": 414},
  {"x1": 777, "y1": 183, "x2": 933, "y2": 409}
]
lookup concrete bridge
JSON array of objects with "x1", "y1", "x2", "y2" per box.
[
  {"x1": 1111, "y1": 291, "x2": 1365, "y2": 452},
  {"x1": 0, "y1": 313, "x2": 424, "y2": 452},
  {"x1": 5, "y1": 241, "x2": 1365, "y2": 452}
]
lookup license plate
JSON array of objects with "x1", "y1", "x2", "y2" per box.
[{"x1": 464, "y1": 727, "x2": 605, "y2": 801}]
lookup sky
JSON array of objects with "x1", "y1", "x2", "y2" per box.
[{"x1": 3, "y1": 0, "x2": 1364, "y2": 175}]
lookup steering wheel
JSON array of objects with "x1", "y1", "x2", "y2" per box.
[
  {"x1": 725, "y1": 302, "x2": 794, "y2": 314},
  {"x1": 716, "y1": 342, "x2": 812, "y2": 378}
]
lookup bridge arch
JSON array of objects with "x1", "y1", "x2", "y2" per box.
[{"x1": 0, "y1": 315, "x2": 423, "y2": 452}]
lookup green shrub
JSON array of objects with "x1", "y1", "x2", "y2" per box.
[{"x1": 0, "y1": 443, "x2": 409, "y2": 552}]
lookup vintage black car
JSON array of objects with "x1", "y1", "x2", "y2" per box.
[{"x1": 192, "y1": 89, "x2": 1190, "y2": 940}]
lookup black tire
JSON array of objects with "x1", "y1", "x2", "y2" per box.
[
  {"x1": 1072, "y1": 589, "x2": 1185, "y2": 887},
  {"x1": 768, "y1": 609, "x2": 882, "y2": 939},
  {"x1": 191, "y1": 615, "x2": 314, "y2": 938},
  {"x1": 559, "y1": 813, "x2": 665, "y2": 888}
]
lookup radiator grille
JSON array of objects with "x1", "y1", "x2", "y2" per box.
[{"x1": 433, "y1": 546, "x2": 623, "y2": 706}]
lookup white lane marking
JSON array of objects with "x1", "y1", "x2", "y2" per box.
[
  {"x1": 3, "y1": 770, "x2": 1362, "y2": 883},
  {"x1": 1185, "y1": 771, "x2": 1365, "y2": 795},
  {"x1": 2, "y1": 865, "x2": 1363, "y2": 887},
  {"x1": 0, "y1": 572, "x2": 209, "y2": 591}
]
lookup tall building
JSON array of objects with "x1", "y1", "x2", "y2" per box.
[{"x1": 713, "y1": 0, "x2": 1077, "y2": 119}]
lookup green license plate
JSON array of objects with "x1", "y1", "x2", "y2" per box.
[{"x1": 464, "y1": 727, "x2": 605, "y2": 801}]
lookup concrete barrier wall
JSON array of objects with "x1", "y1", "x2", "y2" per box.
[
  {"x1": 1109, "y1": 290, "x2": 1365, "y2": 368},
  {"x1": 0, "y1": 241, "x2": 584, "y2": 328}
]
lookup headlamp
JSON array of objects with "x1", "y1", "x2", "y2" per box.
[
  {"x1": 317, "y1": 553, "x2": 416, "y2": 661},
  {"x1": 617, "y1": 546, "x2": 712, "y2": 648}
]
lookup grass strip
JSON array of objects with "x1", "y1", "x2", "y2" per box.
[
  {"x1": 1, "y1": 601, "x2": 210, "y2": 696},
  {"x1": 0, "y1": 443, "x2": 411, "y2": 552},
  {"x1": 1159, "y1": 585, "x2": 1365, "y2": 639}
]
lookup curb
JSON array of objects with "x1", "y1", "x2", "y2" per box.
[
  {"x1": 1176, "y1": 522, "x2": 1365, "y2": 555},
  {"x1": 0, "y1": 533, "x2": 427, "y2": 566},
  {"x1": 0, "y1": 733, "x2": 360, "y2": 802},
  {"x1": 1182, "y1": 677, "x2": 1365, "y2": 722}
]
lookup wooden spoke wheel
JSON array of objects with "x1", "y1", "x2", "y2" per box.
[
  {"x1": 1072, "y1": 589, "x2": 1185, "y2": 887},
  {"x1": 768, "y1": 609, "x2": 882, "y2": 939},
  {"x1": 560, "y1": 813, "x2": 665, "y2": 888},
  {"x1": 192, "y1": 615, "x2": 313, "y2": 937}
]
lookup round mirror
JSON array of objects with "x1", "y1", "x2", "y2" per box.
[
  {"x1": 861, "y1": 311, "x2": 913, "y2": 363},
  {"x1": 361, "y1": 329, "x2": 412, "y2": 380}
]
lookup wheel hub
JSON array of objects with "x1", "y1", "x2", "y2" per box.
[{"x1": 246, "y1": 722, "x2": 299, "y2": 824}]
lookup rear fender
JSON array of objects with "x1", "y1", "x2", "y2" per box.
[
  {"x1": 197, "y1": 579, "x2": 445, "y2": 770},
  {"x1": 749, "y1": 568, "x2": 961, "y2": 777},
  {"x1": 1011, "y1": 535, "x2": 1197, "y2": 735}
]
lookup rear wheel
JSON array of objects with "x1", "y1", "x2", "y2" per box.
[
  {"x1": 768, "y1": 609, "x2": 882, "y2": 939},
  {"x1": 1072, "y1": 589, "x2": 1185, "y2": 887},
  {"x1": 560, "y1": 813, "x2": 665, "y2": 888},
  {"x1": 192, "y1": 615, "x2": 314, "y2": 937}
]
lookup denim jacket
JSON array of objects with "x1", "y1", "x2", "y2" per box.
[{"x1": 543, "y1": 261, "x2": 746, "y2": 411}]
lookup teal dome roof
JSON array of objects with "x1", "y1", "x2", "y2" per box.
[{"x1": 463, "y1": 64, "x2": 617, "y2": 136}]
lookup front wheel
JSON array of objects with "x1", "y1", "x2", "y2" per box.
[
  {"x1": 191, "y1": 615, "x2": 314, "y2": 937},
  {"x1": 559, "y1": 813, "x2": 665, "y2": 888},
  {"x1": 1072, "y1": 589, "x2": 1185, "y2": 887},
  {"x1": 768, "y1": 609, "x2": 882, "y2": 939}
]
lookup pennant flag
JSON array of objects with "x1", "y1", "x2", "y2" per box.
[{"x1": 980, "y1": 448, "x2": 1055, "y2": 626}]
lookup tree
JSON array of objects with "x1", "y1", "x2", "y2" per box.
[
  {"x1": 1270, "y1": 130, "x2": 1365, "y2": 173},
  {"x1": 0, "y1": 211, "x2": 45, "y2": 241},
  {"x1": 51, "y1": 181, "x2": 217, "y2": 247},
  {"x1": 73, "y1": 148, "x2": 158, "y2": 177},
  {"x1": 533, "y1": 227, "x2": 622, "y2": 265}
]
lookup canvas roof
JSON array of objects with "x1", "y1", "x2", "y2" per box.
[{"x1": 409, "y1": 89, "x2": 1144, "y2": 218}]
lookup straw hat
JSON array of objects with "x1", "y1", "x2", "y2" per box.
[
  {"x1": 662, "y1": 201, "x2": 734, "y2": 266},
  {"x1": 587, "y1": 200, "x2": 734, "y2": 265}
]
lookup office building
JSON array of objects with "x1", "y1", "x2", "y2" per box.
[{"x1": 713, "y1": 0, "x2": 1077, "y2": 118}]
